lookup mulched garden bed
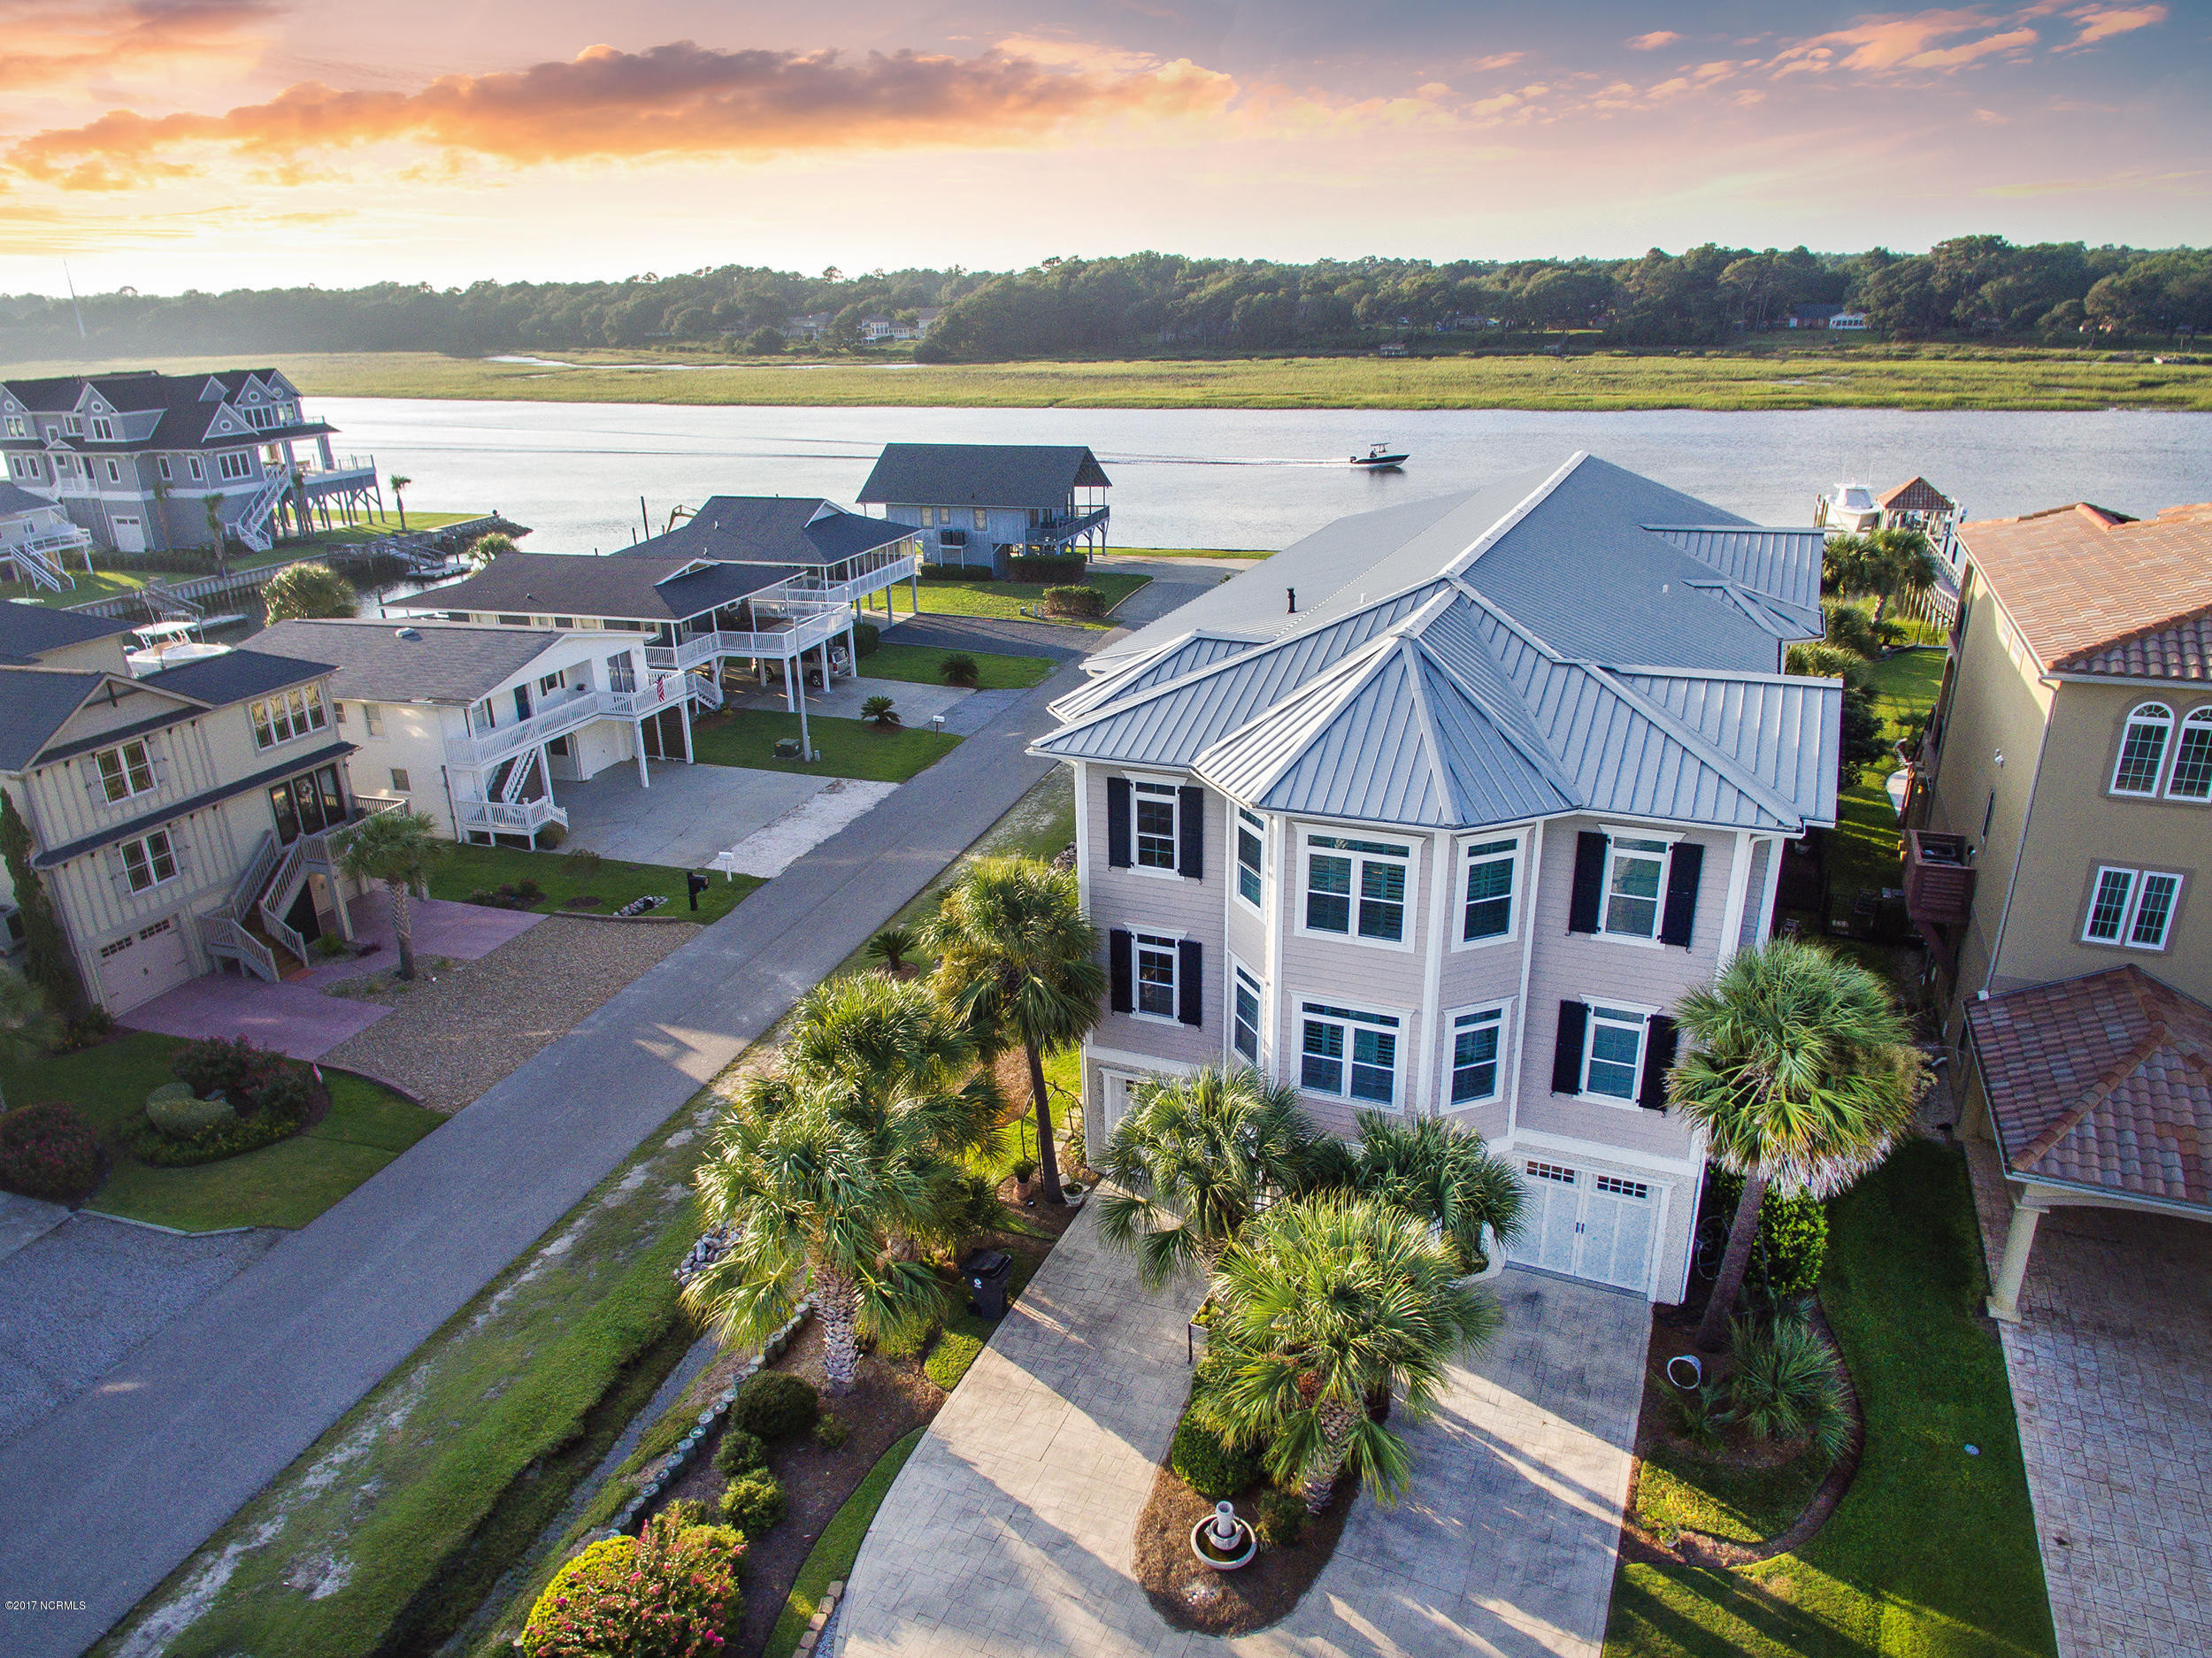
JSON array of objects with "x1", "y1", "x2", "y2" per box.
[{"x1": 1134, "y1": 1468, "x2": 1352, "y2": 1636}]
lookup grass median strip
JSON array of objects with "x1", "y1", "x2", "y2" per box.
[
  {"x1": 426, "y1": 841, "x2": 760, "y2": 921},
  {"x1": 688, "y1": 707, "x2": 963, "y2": 782},
  {"x1": 764, "y1": 1428, "x2": 926, "y2": 1658},
  {"x1": 858, "y1": 643, "x2": 1056, "y2": 690},
  {"x1": 914, "y1": 572, "x2": 1149, "y2": 626}
]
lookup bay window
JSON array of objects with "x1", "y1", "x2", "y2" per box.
[
  {"x1": 1302, "y1": 833, "x2": 1411, "y2": 944},
  {"x1": 1300, "y1": 1001, "x2": 1401, "y2": 1107}
]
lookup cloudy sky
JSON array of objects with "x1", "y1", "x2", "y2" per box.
[{"x1": 0, "y1": 1, "x2": 2202, "y2": 295}]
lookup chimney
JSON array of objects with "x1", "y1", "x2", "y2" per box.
[{"x1": 1286, "y1": 587, "x2": 1297, "y2": 614}]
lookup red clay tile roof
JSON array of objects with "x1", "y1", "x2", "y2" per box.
[
  {"x1": 1970, "y1": 964, "x2": 2212, "y2": 1211},
  {"x1": 1959, "y1": 501, "x2": 2212, "y2": 681},
  {"x1": 1878, "y1": 476, "x2": 1955, "y2": 513}
]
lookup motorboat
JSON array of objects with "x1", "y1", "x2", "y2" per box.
[
  {"x1": 1350, "y1": 442, "x2": 1409, "y2": 470},
  {"x1": 1815, "y1": 480, "x2": 1882, "y2": 534},
  {"x1": 127, "y1": 619, "x2": 231, "y2": 678}
]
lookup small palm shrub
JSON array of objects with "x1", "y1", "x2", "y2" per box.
[
  {"x1": 865, "y1": 925, "x2": 915, "y2": 972},
  {"x1": 519, "y1": 1510, "x2": 742, "y2": 1656},
  {"x1": 940, "y1": 652, "x2": 981, "y2": 687},
  {"x1": 0, "y1": 1101, "x2": 104, "y2": 1202},
  {"x1": 1169, "y1": 1409, "x2": 1263, "y2": 1500},
  {"x1": 861, "y1": 694, "x2": 901, "y2": 729},
  {"x1": 1254, "y1": 1488, "x2": 1307, "y2": 1547},
  {"x1": 712, "y1": 1427, "x2": 767, "y2": 1478},
  {"x1": 1668, "y1": 1379, "x2": 1731, "y2": 1453},
  {"x1": 718, "y1": 1471, "x2": 788, "y2": 1536},
  {"x1": 1729, "y1": 1315, "x2": 1850, "y2": 1456},
  {"x1": 1821, "y1": 599, "x2": 1880, "y2": 659},
  {"x1": 730, "y1": 1371, "x2": 819, "y2": 1441}
]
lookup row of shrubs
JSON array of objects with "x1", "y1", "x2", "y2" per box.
[
  {"x1": 1041, "y1": 586, "x2": 1105, "y2": 618},
  {"x1": 468, "y1": 879, "x2": 544, "y2": 910},
  {"x1": 1007, "y1": 555, "x2": 1088, "y2": 585}
]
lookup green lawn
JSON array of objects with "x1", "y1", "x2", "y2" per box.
[
  {"x1": 1605, "y1": 1140, "x2": 2055, "y2": 1658},
  {"x1": 914, "y1": 572, "x2": 1150, "y2": 627},
  {"x1": 295, "y1": 510, "x2": 485, "y2": 544},
  {"x1": 859, "y1": 643, "x2": 1056, "y2": 691},
  {"x1": 687, "y1": 708, "x2": 962, "y2": 782},
  {"x1": 1818, "y1": 647, "x2": 1949, "y2": 929},
  {"x1": 1109, "y1": 545, "x2": 1273, "y2": 561},
  {"x1": 764, "y1": 1429, "x2": 926, "y2": 1658},
  {"x1": 1, "y1": 1031, "x2": 441, "y2": 1232},
  {"x1": 426, "y1": 841, "x2": 760, "y2": 919}
]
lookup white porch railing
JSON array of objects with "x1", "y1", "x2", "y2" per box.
[
  {"x1": 199, "y1": 914, "x2": 279, "y2": 984},
  {"x1": 456, "y1": 795, "x2": 569, "y2": 834},
  {"x1": 786, "y1": 550, "x2": 918, "y2": 607},
  {"x1": 442, "y1": 676, "x2": 692, "y2": 770},
  {"x1": 642, "y1": 604, "x2": 851, "y2": 673}
]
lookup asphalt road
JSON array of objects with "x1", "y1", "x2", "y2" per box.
[{"x1": 0, "y1": 587, "x2": 1213, "y2": 1658}]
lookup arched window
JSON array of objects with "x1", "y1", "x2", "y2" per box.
[
  {"x1": 2110, "y1": 702, "x2": 2174, "y2": 796},
  {"x1": 2167, "y1": 707, "x2": 2212, "y2": 802}
]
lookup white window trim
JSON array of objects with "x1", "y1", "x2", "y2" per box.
[
  {"x1": 1232, "y1": 806, "x2": 1266, "y2": 915},
  {"x1": 1295, "y1": 995, "x2": 1410, "y2": 1112},
  {"x1": 1293, "y1": 825, "x2": 1418, "y2": 954},
  {"x1": 1595, "y1": 825, "x2": 1682, "y2": 949},
  {"x1": 1442, "y1": 998, "x2": 1513, "y2": 1110},
  {"x1": 1452, "y1": 827, "x2": 1529, "y2": 951},
  {"x1": 1228, "y1": 956, "x2": 1266, "y2": 1067},
  {"x1": 1131, "y1": 929, "x2": 1184, "y2": 1025},
  {"x1": 2164, "y1": 707, "x2": 2212, "y2": 802},
  {"x1": 2081, "y1": 864, "x2": 2184, "y2": 952},
  {"x1": 1577, "y1": 996, "x2": 1658, "y2": 1109},
  {"x1": 119, "y1": 829, "x2": 180, "y2": 894},
  {"x1": 94, "y1": 739, "x2": 157, "y2": 805},
  {"x1": 1127, "y1": 776, "x2": 1182, "y2": 880},
  {"x1": 2108, "y1": 703, "x2": 2175, "y2": 798}
]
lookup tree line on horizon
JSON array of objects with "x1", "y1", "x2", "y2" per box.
[{"x1": 1, "y1": 235, "x2": 2204, "y2": 365}]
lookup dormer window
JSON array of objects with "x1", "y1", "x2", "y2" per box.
[{"x1": 90, "y1": 418, "x2": 114, "y2": 441}]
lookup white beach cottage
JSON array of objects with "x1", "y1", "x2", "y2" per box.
[{"x1": 1032, "y1": 454, "x2": 1843, "y2": 1303}]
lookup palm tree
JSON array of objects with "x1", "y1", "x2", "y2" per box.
[
  {"x1": 464, "y1": 532, "x2": 517, "y2": 572},
  {"x1": 202, "y1": 494, "x2": 227, "y2": 576},
  {"x1": 1339, "y1": 1111, "x2": 1528, "y2": 1272},
  {"x1": 775, "y1": 972, "x2": 1002, "y2": 1163},
  {"x1": 922, "y1": 857, "x2": 1103, "y2": 1207},
  {"x1": 1095, "y1": 1066, "x2": 1318, "y2": 1286},
  {"x1": 684, "y1": 1089, "x2": 956, "y2": 1393},
  {"x1": 262, "y1": 562, "x2": 357, "y2": 622},
  {"x1": 1825, "y1": 527, "x2": 1941, "y2": 629},
  {"x1": 1198, "y1": 1192, "x2": 1500, "y2": 1512},
  {"x1": 388, "y1": 474, "x2": 412, "y2": 533},
  {"x1": 1671, "y1": 937, "x2": 1924, "y2": 1352},
  {"x1": 336, "y1": 810, "x2": 441, "y2": 980}
]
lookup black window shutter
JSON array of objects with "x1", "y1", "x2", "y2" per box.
[
  {"x1": 1659, "y1": 842, "x2": 1704, "y2": 947},
  {"x1": 1639, "y1": 1014, "x2": 1679, "y2": 1110},
  {"x1": 1106, "y1": 777, "x2": 1131, "y2": 868},
  {"x1": 1551, "y1": 1001, "x2": 1587, "y2": 1094},
  {"x1": 1178, "y1": 787, "x2": 1204, "y2": 879},
  {"x1": 1178, "y1": 940, "x2": 1202, "y2": 1025},
  {"x1": 1567, "y1": 833, "x2": 1608, "y2": 933},
  {"x1": 1109, "y1": 929, "x2": 1133, "y2": 1013}
]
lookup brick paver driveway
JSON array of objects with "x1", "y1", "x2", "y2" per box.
[
  {"x1": 838, "y1": 1209, "x2": 1647, "y2": 1658},
  {"x1": 1967, "y1": 1144, "x2": 2212, "y2": 1658}
]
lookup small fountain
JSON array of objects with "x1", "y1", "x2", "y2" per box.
[{"x1": 1188, "y1": 1500, "x2": 1257, "y2": 1571}]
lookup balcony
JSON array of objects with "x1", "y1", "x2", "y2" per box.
[
  {"x1": 443, "y1": 678, "x2": 693, "y2": 770},
  {"x1": 1903, "y1": 831, "x2": 1975, "y2": 927},
  {"x1": 642, "y1": 603, "x2": 851, "y2": 673},
  {"x1": 456, "y1": 794, "x2": 569, "y2": 835}
]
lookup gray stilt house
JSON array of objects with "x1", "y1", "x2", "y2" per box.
[{"x1": 856, "y1": 443, "x2": 1110, "y2": 578}]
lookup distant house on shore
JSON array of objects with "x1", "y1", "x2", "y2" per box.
[
  {"x1": 1786, "y1": 304, "x2": 1869, "y2": 332},
  {"x1": 857, "y1": 443, "x2": 1111, "y2": 578},
  {"x1": 0, "y1": 480, "x2": 94, "y2": 593}
]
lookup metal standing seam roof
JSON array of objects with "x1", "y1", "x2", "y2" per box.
[
  {"x1": 856, "y1": 443, "x2": 1111, "y2": 509},
  {"x1": 250, "y1": 619, "x2": 568, "y2": 705},
  {"x1": 1048, "y1": 631, "x2": 1271, "y2": 723}
]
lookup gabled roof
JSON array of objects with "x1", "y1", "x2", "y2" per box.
[
  {"x1": 251, "y1": 619, "x2": 565, "y2": 705},
  {"x1": 1879, "y1": 476, "x2": 1955, "y2": 513},
  {"x1": 139, "y1": 648, "x2": 331, "y2": 707},
  {"x1": 1971, "y1": 965, "x2": 2212, "y2": 1213},
  {"x1": 0, "y1": 482, "x2": 62, "y2": 518},
  {"x1": 0, "y1": 667, "x2": 111, "y2": 771},
  {"x1": 0, "y1": 603, "x2": 133, "y2": 667},
  {"x1": 0, "y1": 369, "x2": 330, "y2": 452},
  {"x1": 1094, "y1": 453, "x2": 1823, "y2": 677},
  {"x1": 856, "y1": 443, "x2": 1110, "y2": 509},
  {"x1": 618, "y1": 496, "x2": 910, "y2": 568},
  {"x1": 403, "y1": 552, "x2": 802, "y2": 624},
  {"x1": 1961, "y1": 501, "x2": 2212, "y2": 681}
]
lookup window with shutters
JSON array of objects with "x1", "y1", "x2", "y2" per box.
[
  {"x1": 1601, "y1": 834, "x2": 1671, "y2": 940},
  {"x1": 1299, "y1": 1001, "x2": 1402, "y2": 1108},
  {"x1": 120, "y1": 829, "x2": 179, "y2": 893},
  {"x1": 1133, "y1": 781, "x2": 1179, "y2": 871},
  {"x1": 1134, "y1": 932, "x2": 1179, "y2": 1020},
  {"x1": 94, "y1": 740, "x2": 156, "y2": 803},
  {"x1": 1234, "y1": 808, "x2": 1265, "y2": 910},
  {"x1": 1457, "y1": 833, "x2": 1523, "y2": 947},
  {"x1": 1448, "y1": 1004, "x2": 1506, "y2": 1106},
  {"x1": 1232, "y1": 963, "x2": 1263, "y2": 1063},
  {"x1": 1300, "y1": 832, "x2": 1413, "y2": 948},
  {"x1": 2081, "y1": 865, "x2": 2183, "y2": 951},
  {"x1": 1581, "y1": 1003, "x2": 1651, "y2": 1101}
]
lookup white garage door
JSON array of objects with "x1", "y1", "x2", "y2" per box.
[
  {"x1": 99, "y1": 917, "x2": 196, "y2": 1011},
  {"x1": 1512, "y1": 1159, "x2": 1658, "y2": 1295}
]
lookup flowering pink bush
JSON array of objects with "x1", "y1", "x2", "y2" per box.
[
  {"x1": 520, "y1": 1511, "x2": 744, "y2": 1657},
  {"x1": 0, "y1": 1101, "x2": 104, "y2": 1202}
]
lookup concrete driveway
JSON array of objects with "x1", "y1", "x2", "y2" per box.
[
  {"x1": 556, "y1": 757, "x2": 828, "y2": 868},
  {"x1": 838, "y1": 1211, "x2": 1647, "y2": 1658}
]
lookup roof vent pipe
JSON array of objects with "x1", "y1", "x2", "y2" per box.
[{"x1": 1286, "y1": 587, "x2": 1296, "y2": 614}]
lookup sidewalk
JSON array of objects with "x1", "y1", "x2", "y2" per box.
[{"x1": 0, "y1": 641, "x2": 1102, "y2": 1658}]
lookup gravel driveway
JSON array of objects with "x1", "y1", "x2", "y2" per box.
[{"x1": 321, "y1": 916, "x2": 699, "y2": 1111}]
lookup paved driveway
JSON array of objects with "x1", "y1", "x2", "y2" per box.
[
  {"x1": 557, "y1": 757, "x2": 828, "y2": 868},
  {"x1": 838, "y1": 1210, "x2": 1647, "y2": 1658}
]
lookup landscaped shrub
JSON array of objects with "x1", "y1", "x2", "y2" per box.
[
  {"x1": 940, "y1": 652, "x2": 981, "y2": 687},
  {"x1": 518, "y1": 1510, "x2": 742, "y2": 1657},
  {"x1": 1042, "y1": 585, "x2": 1105, "y2": 618},
  {"x1": 711, "y1": 1426, "x2": 767, "y2": 1479},
  {"x1": 0, "y1": 1101, "x2": 104, "y2": 1202},
  {"x1": 126, "y1": 1109, "x2": 299, "y2": 1167},
  {"x1": 1822, "y1": 600, "x2": 1880, "y2": 659},
  {"x1": 51, "y1": 1009, "x2": 114, "y2": 1052},
  {"x1": 1729, "y1": 1313, "x2": 1850, "y2": 1456},
  {"x1": 145, "y1": 1081, "x2": 235, "y2": 1136},
  {"x1": 729, "y1": 1371, "x2": 818, "y2": 1441},
  {"x1": 1008, "y1": 554, "x2": 1087, "y2": 585},
  {"x1": 1169, "y1": 1410, "x2": 1263, "y2": 1501},
  {"x1": 852, "y1": 620, "x2": 881, "y2": 657},
  {"x1": 813, "y1": 1411, "x2": 849, "y2": 1449},
  {"x1": 865, "y1": 925, "x2": 915, "y2": 972},
  {"x1": 1704, "y1": 1168, "x2": 1829, "y2": 1300},
  {"x1": 172, "y1": 1035, "x2": 268, "y2": 1101},
  {"x1": 718, "y1": 1471, "x2": 788, "y2": 1537},
  {"x1": 515, "y1": 878, "x2": 544, "y2": 902},
  {"x1": 922, "y1": 565, "x2": 995, "y2": 581},
  {"x1": 1254, "y1": 1488, "x2": 1307, "y2": 1547},
  {"x1": 861, "y1": 694, "x2": 901, "y2": 729}
]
